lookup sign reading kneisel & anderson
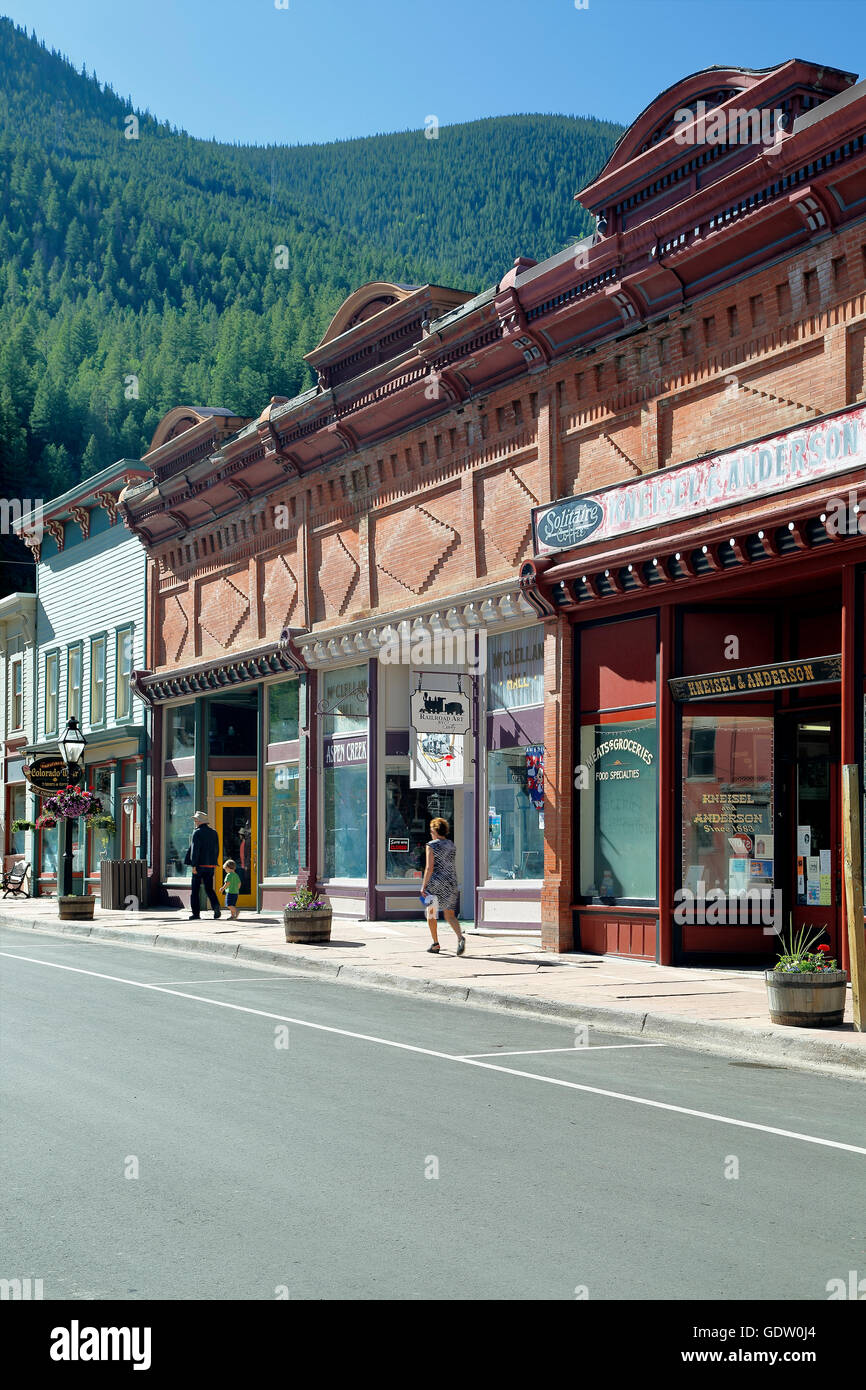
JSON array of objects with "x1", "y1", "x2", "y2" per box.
[
  {"x1": 669, "y1": 655, "x2": 842, "y2": 702},
  {"x1": 532, "y1": 402, "x2": 866, "y2": 556}
]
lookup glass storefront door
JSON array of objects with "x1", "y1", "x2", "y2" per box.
[
  {"x1": 214, "y1": 781, "x2": 257, "y2": 910},
  {"x1": 787, "y1": 716, "x2": 840, "y2": 958}
]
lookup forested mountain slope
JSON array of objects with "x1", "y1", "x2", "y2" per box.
[{"x1": 0, "y1": 17, "x2": 621, "y2": 528}]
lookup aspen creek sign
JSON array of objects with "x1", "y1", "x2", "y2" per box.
[
  {"x1": 322, "y1": 735, "x2": 367, "y2": 767},
  {"x1": 22, "y1": 757, "x2": 84, "y2": 794},
  {"x1": 532, "y1": 402, "x2": 866, "y2": 556},
  {"x1": 669, "y1": 655, "x2": 842, "y2": 702}
]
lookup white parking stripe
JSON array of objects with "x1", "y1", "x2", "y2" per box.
[
  {"x1": 459, "y1": 1044, "x2": 666, "y2": 1058},
  {"x1": 2, "y1": 949, "x2": 864, "y2": 1157}
]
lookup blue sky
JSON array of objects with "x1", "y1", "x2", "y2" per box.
[{"x1": 4, "y1": 0, "x2": 866, "y2": 146}]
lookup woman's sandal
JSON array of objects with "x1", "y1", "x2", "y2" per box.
[
  {"x1": 427, "y1": 943, "x2": 440, "y2": 953},
  {"x1": 457, "y1": 936, "x2": 466, "y2": 955}
]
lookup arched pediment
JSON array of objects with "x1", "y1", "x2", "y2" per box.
[
  {"x1": 148, "y1": 406, "x2": 235, "y2": 453},
  {"x1": 593, "y1": 65, "x2": 781, "y2": 184},
  {"x1": 317, "y1": 282, "x2": 421, "y2": 348}
]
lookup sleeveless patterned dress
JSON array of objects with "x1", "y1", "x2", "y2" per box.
[{"x1": 427, "y1": 837, "x2": 459, "y2": 911}]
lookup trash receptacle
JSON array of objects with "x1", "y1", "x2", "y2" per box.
[{"x1": 99, "y1": 859, "x2": 148, "y2": 910}]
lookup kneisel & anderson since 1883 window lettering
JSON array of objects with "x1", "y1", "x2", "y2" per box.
[{"x1": 681, "y1": 715, "x2": 774, "y2": 899}]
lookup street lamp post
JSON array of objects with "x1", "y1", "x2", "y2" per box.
[{"x1": 57, "y1": 716, "x2": 87, "y2": 898}]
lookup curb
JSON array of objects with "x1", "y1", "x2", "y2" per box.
[{"x1": 2, "y1": 914, "x2": 864, "y2": 1081}]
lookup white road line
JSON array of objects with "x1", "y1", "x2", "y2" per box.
[
  {"x1": 459, "y1": 1044, "x2": 667, "y2": 1058},
  {"x1": 142, "y1": 977, "x2": 305, "y2": 986},
  {"x1": 2, "y1": 949, "x2": 864, "y2": 1157}
]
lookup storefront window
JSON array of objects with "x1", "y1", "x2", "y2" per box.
[
  {"x1": 266, "y1": 764, "x2": 300, "y2": 878},
  {"x1": 681, "y1": 715, "x2": 773, "y2": 896},
  {"x1": 579, "y1": 718, "x2": 658, "y2": 901},
  {"x1": 10, "y1": 784, "x2": 26, "y2": 855},
  {"x1": 324, "y1": 764, "x2": 367, "y2": 878},
  {"x1": 88, "y1": 766, "x2": 114, "y2": 874},
  {"x1": 164, "y1": 778, "x2": 194, "y2": 878},
  {"x1": 321, "y1": 665, "x2": 368, "y2": 734},
  {"x1": 268, "y1": 681, "x2": 299, "y2": 743},
  {"x1": 166, "y1": 704, "x2": 195, "y2": 760},
  {"x1": 487, "y1": 748, "x2": 545, "y2": 879},
  {"x1": 209, "y1": 692, "x2": 258, "y2": 757},
  {"x1": 41, "y1": 826, "x2": 58, "y2": 877},
  {"x1": 384, "y1": 774, "x2": 453, "y2": 879},
  {"x1": 487, "y1": 626, "x2": 544, "y2": 711}
]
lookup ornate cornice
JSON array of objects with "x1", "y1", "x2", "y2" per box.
[{"x1": 132, "y1": 635, "x2": 307, "y2": 705}]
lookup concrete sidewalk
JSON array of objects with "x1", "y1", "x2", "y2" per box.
[{"x1": 1, "y1": 897, "x2": 864, "y2": 1079}]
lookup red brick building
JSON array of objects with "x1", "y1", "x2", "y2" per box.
[{"x1": 121, "y1": 60, "x2": 866, "y2": 966}]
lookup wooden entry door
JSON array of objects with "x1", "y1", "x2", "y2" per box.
[{"x1": 785, "y1": 716, "x2": 841, "y2": 959}]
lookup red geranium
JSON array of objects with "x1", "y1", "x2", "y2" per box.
[{"x1": 816, "y1": 944, "x2": 830, "y2": 953}]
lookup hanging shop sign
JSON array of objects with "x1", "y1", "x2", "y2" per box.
[
  {"x1": 22, "y1": 757, "x2": 84, "y2": 795},
  {"x1": 532, "y1": 402, "x2": 866, "y2": 556},
  {"x1": 322, "y1": 735, "x2": 368, "y2": 767},
  {"x1": 411, "y1": 688, "x2": 471, "y2": 735},
  {"x1": 669, "y1": 655, "x2": 841, "y2": 702},
  {"x1": 410, "y1": 730, "x2": 464, "y2": 789}
]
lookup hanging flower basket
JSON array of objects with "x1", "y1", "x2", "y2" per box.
[{"x1": 42, "y1": 786, "x2": 103, "y2": 821}]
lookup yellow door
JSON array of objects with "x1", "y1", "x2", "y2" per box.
[{"x1": 215, "y1": 798, "x2": 257, "y2": 910}]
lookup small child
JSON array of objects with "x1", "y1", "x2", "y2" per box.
[{"x1": 222, "y1": 859, "x2": 241, "y2": 919}]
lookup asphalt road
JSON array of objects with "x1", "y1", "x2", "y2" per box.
[{"x1": 1, "y1": 925, "x2": 864, "y2": 1301}]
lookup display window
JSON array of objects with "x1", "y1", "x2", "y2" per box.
[
  {"x1": 681, "y1": 714, "x2": 773, "y2": 897},
  {"x1": 323, "y1": 763, "x2": 367, "y2": 878},
  {"x1": 9, "y1": 784, "x2": 26, "y2": 855},
  {"x1": 268, "y1": 681, "x2": 299, "y2": 744},
  {"x1": 165, "y1": 703, "x2": 195, "y2": 760},
  {"x1": 40, "y1": 826, "x2": 57, "y2": 878},
  {"x1": 321, "y1": 665, "x2": 368, "y2": 734},
  {"x1": 266, "y1": 764, "x2": 300, "y2": 878},
  {"x1": 88, "y1": 765, "x2": 115, "y2": 875},
  {"x1": 579, "y1": 716, "x2": 658, "y2": 902},
  {"x1": 487, "y1": 626, "x2": 544, "y2": 711},
  {"x1": 164, "y1": 778, "x2": 194, "y2": 878},
  {"x1": 487, "y1": 747, "x2": 544, "y2": 879},
  {"x1": 384, "y1": 772, "x2": 453, "y2": 880}
]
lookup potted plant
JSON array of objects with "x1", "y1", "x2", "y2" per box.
[
  {"x1": 283, "y1": 886, "x2": 332, "y2": 944},
  {"x1": 765, "y1": 924, "x2": 848, "y2": 1027},
  {"x1": 42, "y1": 785, "x2": 104, "y2": 920},
  {"x1": 10, "y1": 819, "x2": 37, "y2": 833}
]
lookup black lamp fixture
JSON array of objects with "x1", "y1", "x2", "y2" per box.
[
  {"x1": 56, "y1": 716, "x2": 87, "y2": 900},
  {"x1": 58, "y1": 715, "x2": 87, "y2": 770}
]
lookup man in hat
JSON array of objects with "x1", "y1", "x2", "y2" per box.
[{"x1": 188, "y1": 810, "x2": 221, "y2": 920}]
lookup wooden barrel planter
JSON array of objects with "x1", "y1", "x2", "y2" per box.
[
  {"x1": 284, "y1": 908, "x2": 332, "y2": 944},
  {"x1": 765, "y1": 970, "x2": 848, "y2": 1027},
  {"x1": 58, "y1": 895, "x2": 96, "y2": 923}
]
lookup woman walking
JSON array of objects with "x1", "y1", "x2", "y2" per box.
[{"x1": 421, "y1": 816, "x2": 467, "y2": 955}]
